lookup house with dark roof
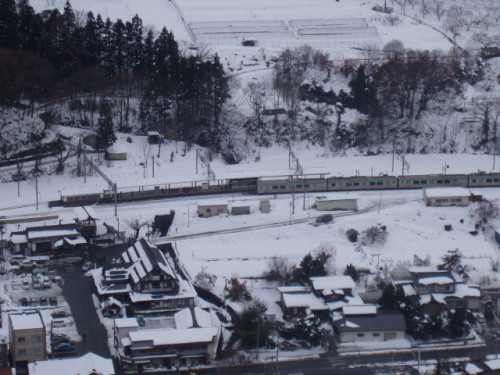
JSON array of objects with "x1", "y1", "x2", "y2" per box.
[
  {"x1": 116, "y1": 307, "x2": 221, "y2": 371},
  {"x1": 91, "y1": 239, "x2": 196, "y2": 315},
  {"x1": 335, "y1": 306, "x2": 406, "y2": 343},
  {"x1": 410, "y1": 270, "x2": 481, "y2": 315},
  {"x1": 10, "y1": 222, "x2": 86, "y2": 257}
]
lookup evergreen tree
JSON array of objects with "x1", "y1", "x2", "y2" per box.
[
  {"x1": 447, "y1": 307, "x2": 468, "y2": 338},
  {"x1": 112, "y1": 19, "x2": 127, "y2": 75},
  {"x1": 96, "y1": 99, "x2": 116, "y2": 150},
  {"x1": 379, "y1": 283, "x2": 398, "y2": 309},
  {"x1": 142, "y1": 29, "x2": 155, "y2": 74},
  {"x1": 81, "y1": 12, "x2": 102, "y2": 67},
  {"x1": 433, "y1": 359, "x2": 451, "y2": 375},
  {"x1": 343, "y1": 264, "x2": 359, "y2": 281},
  {"x1": 126, "y1": 15, "x2": 144, "y2": 74},
  {"x1": 0, "y1": 0, "x2": 19, "y2": 48},
  {"x1": 348, "y1": 65, "x2": 378, "y2": 115},
  {"x1": 17, "y1": 0, "x2": 41, "y2": 52}
]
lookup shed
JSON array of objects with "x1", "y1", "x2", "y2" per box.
[
  {"x1": 259, "y1": 198, "x2": 271, "y2": 213},
  {"x1": 231, "y1": 205, "x2": 250, "y2": 215},
  {"x1": 147, "y1": 131, "x2": 161, "y2": 144},
  {"x1": 105, "y1": 145, "x2": 127, "y2": 161},
  {"x1": 197, "y1": 202, "x2": 229, "y2": 217},
  {"x1": 423, "y1": 187, "x2": 470, "y2": 207},
  {"x1": 313, "y1": 195, "x2": 358, "y2": 211}
]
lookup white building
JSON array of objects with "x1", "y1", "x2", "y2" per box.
[
  {"x1": 423, "y1": 187, "x2": 470, "y2": 207},
  {"x1": 313, "y1": 195, "x2": 358, "y2": 211},
  {"x1": 28, "y1": 352, "x2": 115, "y2": 375}
]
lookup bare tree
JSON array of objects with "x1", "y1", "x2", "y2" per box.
[
  {"x1": 244, "y1": 82, "x2": 268, "y2": 123},
  {"x1": 140, "y1": 141, "x2": 153, "y2": 178},
  {"x1": 363, "y1": 225, "x2": 388, "y2": 245},
  {"x1": 433, "y1": 0, "x2": 446, "y2": 21},
  {"x1": 126, "y1": 217, "x2": 149, "y2": 239},
  {"x1": 419, "y1": 0, "x2": 431, "y2": 18},
  {"x1": 195, "y1": 268, "x2": 218, "y2": 290},
  {"x1": 264, "y1": 256, "x2": 294, "y2": 285},
  {"x1": 55, "y1": 149, "x2": 71, "y2": 174},
  {"x1": 473, "y1": 199, "x2": 498, "y2": 226}
]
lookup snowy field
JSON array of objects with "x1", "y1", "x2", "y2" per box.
[{"x1": 1, "y1": 130, "x2": 500, "y2": 322}]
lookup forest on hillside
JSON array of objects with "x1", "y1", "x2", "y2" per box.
[{"x1": 0, "y1": 0, "x2": 499, "y2": 164}]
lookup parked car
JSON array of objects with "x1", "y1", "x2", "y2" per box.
[
  {"x1": 39, "y1": 297, "x2": 48, "y2": 306},
  {"x1": 49, "y1": 297, "x2": 57, "y2": 306},
  {"x1": 33, "y1": 279, "x2": 42, "y2": 289},
  {"x1": 51, "y1": 334, "x2": 70, "y2": 346},
  {"x1": 52, "y1": 342, "x2": 75, "y2": 352},
  {"x1": 22, "y1": 279, "x2": 30, "y2": 290},
  {"x1": 19, "y1": 298, "x2": 28, "y2": 306},
  {"x1": 48, "y1": 270, "x2": 57, "y2": 281},
  {"x1": 136, "y1": 315, "x2": 145, "y2": 327},
  {"x1": 43, "y1": 277, "x2": 51, "y2": 288},
  {"x1": 51, "y1": 319, "x2": 67, "y2": 328},
  {"x1": 29, "y1": 297, "x2": 38, "y2": 306},
  {"x1": 81, "y1": 261, "x2": 95, "y2": 272},
  {"x1": 51, "y1": 310, "x2": 67, "y2": 319}
]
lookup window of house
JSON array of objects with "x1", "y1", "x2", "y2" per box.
[
  {"x1": 18, "y1": 349, "x2": 26, "y2": 356},
  {"x1": 32, "y1": 335, "x2": 41, "y2": 343},
  {"x1": 32, "y1": 347, "x2": 41, "y2": 355},
  {"x1": 17, "y1": 337, "x2": 26, "y2": 343},
  {"x1": 356, "y1": 333, "x2": 365, "y2": 337}
]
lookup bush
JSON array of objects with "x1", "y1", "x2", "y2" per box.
[
  {"x1": 363, "y1": 225, "x2": 387, "y2": 245},
  {"x1": 225, "y1": 277, "x2": 251, "y2": 302},
  {"x1": 264, "y1": 256, "x2": 294, "y2": 285}
]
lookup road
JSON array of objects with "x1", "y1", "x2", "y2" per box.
[{"x1": 59, "y1": 263, "x2": 111, "y2": 358}]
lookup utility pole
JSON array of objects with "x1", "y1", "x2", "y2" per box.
[
  {"x1": 401, "y1": 155, "x2": 405, "y2": 176},
  {"x1": 196, "y1": 149, "x2": 199, "y2": 174},
  {"x1": 152, "y1": 156, "x2": 155, "y2": 178},
  {"x1": 392, "y1": 141, "x2": 395, "y2": 173},
  {"x1": 114, "y1": 183, "x2": 118, "y2": 217},
  {"x1": 83, "y1": 149, "x2": 87, "y2": 183},
  {"x1": 35, "y1": 172, "x2": 39, "y2": 211}
]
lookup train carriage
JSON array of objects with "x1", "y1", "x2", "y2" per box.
[
  {"x1": 257, "y1": 176, "x2": 327, "y2": 194},
  {"x1": 397, "y1": 174, "x2": 469, "y2": 189},
  {"x1": 327, "y1": 175, "x2": 397, "y2": 191},
  {"x1": 468, "y1": 172, "x2": 500, "y2": 187}
]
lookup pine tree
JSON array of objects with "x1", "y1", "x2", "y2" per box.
[
  {"x1": 348, "y1": 65, "x2": 378, "y2": 115},
  {"x1": 126, "y1": 15, "x2": 144, "y2": 74},
  {"x1": 17, "y1": 0, "x2": 41, "y2": 51},
  {"x1": 112, "y1": 19, "x2": 127, "y2": 75},
  {"x1": 0, "y1": 0, "x2": 19, "y2": 48},
  {"x1": 81, "y1": 12, "x2": 102, "y2": 67},
  {"x1": 142, "y1": 29, "x2": 155, "y2": 74},
  {"x1": 96, "y1": 99, "x2": 116, "y2": 151}
]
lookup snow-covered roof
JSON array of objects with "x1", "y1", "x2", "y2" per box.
[
  {"x1": 485, "y1": 359, "x2": 500, "y2": 370},
  {"x1": 282, "y1": 292, "x2": 325, "y2": 309},
  {"x1": 417, "y1": 276, "x2": 454, "y2": 285},
  {"x1": 310, "y1": 275, "x2": 355, "y2": 291},
  {"x1": 126, "y1": 327, "x2": 219, "y2": 347},
  {"x1": 277, "y1": 286, "x2": 310, "y2": 293},
  {"x1": 342, "y1": 304, "x2": 377, "y2": 316},
  {"x1": 401, "y1": 284, "x2": 417, "y2": 296},
  {"x1": 464, "y1": 363, "x2": 483, "y2": 375},
  {"x1": 9, "y1": 313, "x2": 44, "y2": 330},
  {"x1": 114, "y1": 318, "x2": 139, "y2": 329},
  {"x1": 107, "y1": 144, "x2": 127, "y2": 154},
  {"x1": 174, "y1": 307, "x2": 218, "y2": 329},
  {"x1": 10, "y1": 233, "x2": 27, "y2": 244},
  {"x1": 423, "y1": 187, "x2": 470, "y2": 198},
  {"x1": 28, "y1": 352, "x2": 115, "y2": 375},
  {"x1": 454, "y1": 283, "x2": 481, "y2": 298},
  {"x1": 336, "y1": 309, "x2": 406, "y2": 333},
  {"x1": 147, "y1": 131, "x2": 160, "y2": 136},
  {"x1": 26, "y1": 225, "x2": 80, "y2": 240},
  {"x1": 53, "y1": 236, "x2": 87, "y2": 248},
  {"x1": 123, "y1": 239, "x2": 178, "y2": 285},
  {"x1": 420, "y1": 294, "x2": 446, "y2": 305},
  {"x1": 315, "y1": 194, "x2": 358, "y2": 201},
  {"x1": 73, "y1": 206, "x2": 99, "y2": 221},
  {"x1": 198, "y1": 201, "x2": 228, "y2": 207}
]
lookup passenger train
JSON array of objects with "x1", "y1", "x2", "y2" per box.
[{"x1": 53, "y1": 172, "x2": 500, "y2": 207}]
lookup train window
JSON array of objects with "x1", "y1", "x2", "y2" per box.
[
  {"x1": 377, "y1": 181, "x2": 383, "y2": 185},
  {"x1": 444, "y1": 180, "x2": 450, "y2": 184},
  {"x1": 471, "y1": 179, "x2": 476, "y2": 183},
  {"x1": 330, "y1": 183, "x2": 336, "y2": 187},
  {"x1": 495, "y1": 179, "x2": 499, "y2": 182},
  {"x1": 353, "y1": 182, "x2": 360, "y2": 186},
  {"x1": 437, "y1": 180, "x2": 443, "y2": 184},
  {"x1": 421, "y1": 180, "x2": 427, "y2": 184},
  {"x1": 487, "y1": 179, "x2": 492, "y2": 183},
  {"x1": 280, "y1": 186, "x2": 286, "y2": 189},
  {"x1": 296, "y1": 184, "x2": 302, "y2": 188},
  {"x1": 346, "y1": 183, "x2": 352, "y2": 187},
  {"x1": 304, "y1": 184, "x2": 310, "y2": 188},
  {"x1": 413, "y1": 181, "x2": 419, "y2": 184},
  {"x1": 369, "y1": 182, "x2": 376, "y2": 186},
  {"x1": 272, "y1": 186, "x2": 279, "y2": 190}
]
